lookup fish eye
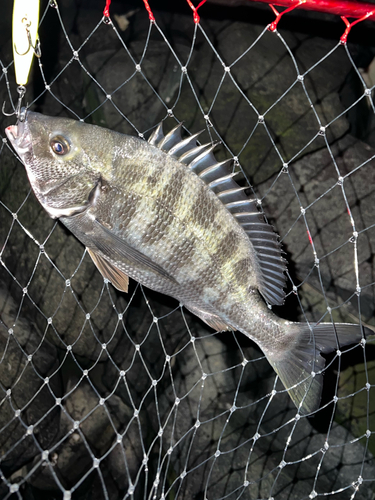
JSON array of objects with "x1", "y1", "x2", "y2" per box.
[{"x1": 50, "y1": 135, "x2": 70, "y2": 156}]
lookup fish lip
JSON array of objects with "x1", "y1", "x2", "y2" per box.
[{"x1": 5, "y1": 111, "x2": 32, "y2": 157}]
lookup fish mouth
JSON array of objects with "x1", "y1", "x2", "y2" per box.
[{"x1": 5, "y1": 110, "x2": 32, "y2": 157}]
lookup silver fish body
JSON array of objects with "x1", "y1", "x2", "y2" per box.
[{"x1": 5, "y1": 110, "x2": 372, "y2": 414}]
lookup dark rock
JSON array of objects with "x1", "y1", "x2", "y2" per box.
[
  {"x1": 0, "y1": 285, "x2": 62, "y2": 475},
  {"x1": 260, "y1": 134, "x2": 375, "y2": 327},
  {"x1": 26, "y1": 375, "x2": 116, "y2": 492}
]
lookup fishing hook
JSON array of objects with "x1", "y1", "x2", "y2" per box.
[
  {"x1": 2, "y1": 85, "x2": 27, "y2": 120},
  {"x1": 14, "y1": 17, "x2": 41, "y2": 58}
]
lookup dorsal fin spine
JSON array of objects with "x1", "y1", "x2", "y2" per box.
[
  {"x1": 225, "y1": 200, "x2": 253, "y2": 209},
  {"x1": 217, "y1": 186, "x2": 247, "y2": 198},
  {"x1": 179, "y1": 143, "x2": 212, "y2": 165},
  {"x1": 260, "y1": 260, "x2": 285, "y2": 270},
  {"x1": 158, "y1": 122, "x2": 183, "y2": 151},
  {"x1": 263, "y1": 275, "x2": 285, "y2": 287},
  {"x1": 189, "y1": 143, "x2": 218, "y2": 167},
  {"x1": 208, "y1": 172, "x2": 239, "y2": 189},
  {"x1": 264, "y1": 281, "x2": 284, "y2": 293},
  {"x1": 198, "y1": 161, "x2": 231, "y2": 181},
  {"x1": 246, "y1": 231, "x2": 279, "y2": 240},
  {"x1": 253, "y1": 246, "x2": 282, "y2": 256},
  {"x1": 233, "y1": 211, "x2": 262, "y2": 218},
  {"x1": 169, "y1": 130, "x2": 203, "y2": 157},
  {"x1": 189, "y1": 144, "x2": 221, "y2": 174},
  {"x1": 148, "y1": 122, "x2": 164, "y2": 145}
]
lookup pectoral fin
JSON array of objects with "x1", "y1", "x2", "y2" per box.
[
  {"x1": 87, "y1": 248, "x2": 129, "y2": 292},
  {"x1": 90, "y1": 219, "x2": 177, "y2": 285}
]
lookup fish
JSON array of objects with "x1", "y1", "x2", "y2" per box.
[{"x1": 5, "y1": 109, "x2": 373, "y2": 415}]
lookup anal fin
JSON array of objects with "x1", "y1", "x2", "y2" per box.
[
  {"x1": 185, "y1": 304, "x2": 236, "y2": 332},
  {"x1": 87, "y1": 248, "x2": 129, "y2": 293}
]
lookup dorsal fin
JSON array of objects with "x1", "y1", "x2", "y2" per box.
[
  {"x1": 148, "y1": 122, "x2": 287, "y2": 305},
  {"x1": 189, "y1": 144, "x2": 218, "y2": 174},
  {"x1": 158, "y1": 122, "x2": 184, "y2": 151},
  {"x1": 179, "y1": 143, "x2": 211, "y2": 165},
  {"x1": 148, "y1": 122, "x2": 165, "y2": 146},
  {"x1": 169, "y1": 131, "x2": 203, "y2": 157}
]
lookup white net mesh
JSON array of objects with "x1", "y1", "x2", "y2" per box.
[{"x1": 0, "y1": 1, "x2": 374, "y2": 498}]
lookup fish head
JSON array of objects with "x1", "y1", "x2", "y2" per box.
[{"x1": 5, "y1": 109, "x2": 108, "y2": 218}]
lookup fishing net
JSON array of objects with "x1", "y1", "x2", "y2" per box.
[{"x1": 0, "y1": 0, "x2": 375, "y2": 498}]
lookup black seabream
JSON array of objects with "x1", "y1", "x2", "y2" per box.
[{"x1": 5, "y1": 109, "x2": 372, "y2": 414}]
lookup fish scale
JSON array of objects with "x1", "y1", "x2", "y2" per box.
[
  {"x1": 112, "y1": 150, "x2": 250, "y2": 299},
  {"x1": 5, "y1": 110, "x2": 373, "y2": 415}
]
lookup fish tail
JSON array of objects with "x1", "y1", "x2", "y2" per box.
[{"x1": 266, "y1": 322, "x2": 372, "y2": 415}]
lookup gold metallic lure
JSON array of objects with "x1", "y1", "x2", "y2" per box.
[{"x1": 5, "y1": 110, "x2": 373, "y2": 414}]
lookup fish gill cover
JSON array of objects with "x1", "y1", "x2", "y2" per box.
[{"x1": 0, "y1": 0, "x2": 375, "y2": 499}]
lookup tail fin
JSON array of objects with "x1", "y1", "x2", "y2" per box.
[{"x1": 267, "y1": 322, "x2": 373, "y2": 415}]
